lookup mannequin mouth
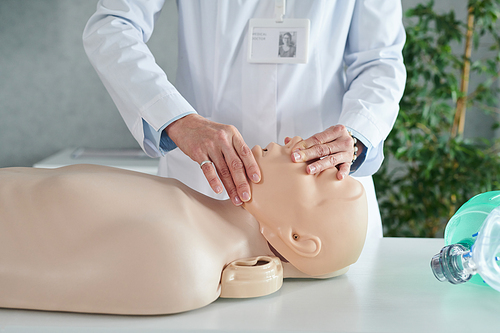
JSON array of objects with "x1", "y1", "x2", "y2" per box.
[{"x1": 267, "y1": 242, "x2": 288, "y2": 263}]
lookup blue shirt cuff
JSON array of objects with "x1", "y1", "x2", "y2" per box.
[
  {"x1": 346, "y1": 127, "x2": 371, "y2": 174},
  {"x1": 142, "y1": 111, "x2": 197, "y2": 156}
]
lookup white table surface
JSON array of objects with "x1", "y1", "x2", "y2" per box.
[
  {"x1": 1, "y1": 237, "x2": 498, "y2": 333},
  {"x1": 33, "y1": 148, "x2": 159, "y2": 175}
]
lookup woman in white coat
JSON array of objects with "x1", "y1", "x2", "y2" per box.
[{"x1": 83, "y1": 0, "x2": 406, "y2": 238}]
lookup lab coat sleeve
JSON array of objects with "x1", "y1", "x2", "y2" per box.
[
  {"x1": 82, "y1": 0, "x2": 196, "y2": 158},
  {"x1": 339, "y1": 0, "x2": 406, "y2": 177}
]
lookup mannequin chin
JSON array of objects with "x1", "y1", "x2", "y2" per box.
[{"x1": 0, "y1": 138, "x2": 367, "y2": 314}]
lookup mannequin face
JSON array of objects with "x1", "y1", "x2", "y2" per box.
[{"x1": 244, "y1": 137, "x2": 368, "y2": 276}]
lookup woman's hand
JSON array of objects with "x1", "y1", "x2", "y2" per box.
[
  {"x1": 287, "y1": 125, "x2": 362, "y2": 180},
  {"x1": 166, "y1": 114, "x2": 261, "y2": 206}
]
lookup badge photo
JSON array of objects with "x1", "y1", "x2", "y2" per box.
[{"x1": 248, "y1": 18, "x2": 310, "y2": 64}]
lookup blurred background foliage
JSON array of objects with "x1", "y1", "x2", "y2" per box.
[{"x1": 374, "y1": 0, "x2": 500, "y2": 237}]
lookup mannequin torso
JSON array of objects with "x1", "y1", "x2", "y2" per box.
[{"x1": 0, "y1": 165, "x2": 273, "y2": 314}]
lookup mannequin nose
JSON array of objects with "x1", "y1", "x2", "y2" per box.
[{"x1": 285, "y1": 136, "x2": 303, "y2": 149}]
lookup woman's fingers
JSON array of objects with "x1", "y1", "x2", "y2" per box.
[
  {"x1": 166, "y1": 114, "x2": 261, "y2": 206},
  {"x1": 199, "y1": 159, "x2": 223, "y2": 194},
  {"x1": 290, "y1": 125, "x2": 355, "y2": 177}
]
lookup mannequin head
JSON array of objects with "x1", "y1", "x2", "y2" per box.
[{"x1": 244, "y1": 137, "x2": 368, "y2": 276}]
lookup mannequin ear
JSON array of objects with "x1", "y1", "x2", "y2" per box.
[{"x1": 284, "y1": 232, "x2": 322, "y2": 258}]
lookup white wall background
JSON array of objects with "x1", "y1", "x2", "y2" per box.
[
  {"x1": 0, "y1": 0, "x2": 178, "y2": 168},
  {"x1": 0, "y1": 0, "x2": 496, "y2": 168}
]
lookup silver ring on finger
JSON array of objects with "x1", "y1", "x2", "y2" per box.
[
  {"x1": 199, "y1": 160, "x2": 213, "y2": 169},
  {"x1": 348, "y1": 131, "x2": 358, "y2": 162}
]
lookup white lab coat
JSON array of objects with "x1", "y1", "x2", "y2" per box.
[{"x1": 83, "y1": 0, "x2": 406, "y2": 238}]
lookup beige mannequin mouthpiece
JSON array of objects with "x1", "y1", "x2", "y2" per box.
[{"x1": 220, "y1": 256, "x2": 283, "y2": 298}]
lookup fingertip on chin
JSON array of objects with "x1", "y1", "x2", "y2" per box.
[
  {"x1": 251, "y1": 173, "x2": 261, "y2": 183},
  {"x1": 233, "y1": 196, "x2": 243, "y2": 206}
]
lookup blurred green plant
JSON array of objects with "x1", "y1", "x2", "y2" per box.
[{"x1": 374, "y1": 0, "x2": 500, "y2": 237}]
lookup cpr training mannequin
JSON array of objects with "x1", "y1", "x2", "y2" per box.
[{"x1": 0, "y1": 137, "x2": 367, "y2": 315}]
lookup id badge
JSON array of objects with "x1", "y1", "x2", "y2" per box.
[{"x1": 248, "y1": 18, "x2": 310, "y2": 64}]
